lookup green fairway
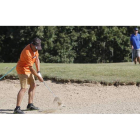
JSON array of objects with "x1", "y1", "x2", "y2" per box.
[{"x1": 0, "y1": 62, "x2": 140, "y2": 84}]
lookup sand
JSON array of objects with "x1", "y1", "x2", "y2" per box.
[{"x1": 0, "y1": 79, "x2": 140, "y2": 114}]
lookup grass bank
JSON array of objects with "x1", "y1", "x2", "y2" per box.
[{"x1": 0, "y1": 62, "x2": 140, "y2": 85}]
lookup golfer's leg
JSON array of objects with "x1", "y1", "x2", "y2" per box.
[
  {"x1": 137, "y1": 50, "x2": 140, "y2": 64},
  {"x1": 28, "y1": 74, "x2": 36, "y2": 104},
  {"x1": 134, "y1": 58, "x2": 137, "y2": 64},
  {"x1": 137, "y1": 57, "x2": 140, "y2": 64},
  {"x1": 16, "y1": 74, "x2": 28, "y2": 107},
  {"x1": 16, "y1": 88, "x2": 27, "y2": 106},
  {"x1": 28, "y1": 83, "x2": 36, "y2": 104}
]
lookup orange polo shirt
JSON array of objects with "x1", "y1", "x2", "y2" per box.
[{"x1": 16, "y1": 44, "x2": 39, "y2": 74}]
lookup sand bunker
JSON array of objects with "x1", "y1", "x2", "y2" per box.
[{"x1": 0, "y1": 79, "x2": 140, "y2": 114}]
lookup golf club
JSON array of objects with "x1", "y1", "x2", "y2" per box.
[
  {"x1": 0, "y1": 65, "x2": 16, "y2": 80},
  {"x1": 43, "y1": 81, "x2": 62, "y2": 106}
]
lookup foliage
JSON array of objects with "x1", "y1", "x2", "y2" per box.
[{"x1": 0, "y1": 26, "x2": 137, "y2": 63}]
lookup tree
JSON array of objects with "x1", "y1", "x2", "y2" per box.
[{"x1": 0, "y1": 26, "x2": 139, "y2": 63}]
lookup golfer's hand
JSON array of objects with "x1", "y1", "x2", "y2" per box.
[
  {"x1": 38, "y1": 72, "x2": 42, "y2": 78},
  {"x1": 131, "y1": 45, "x2": 134, "y2": 49},
  {"x1": 37, "y1": 72, "x2": 44, "y2": 82},
  {"x1": 37, "y1": 76, "x2": 44, "y2": 82}
]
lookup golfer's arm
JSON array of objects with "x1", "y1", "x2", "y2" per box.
[
  {"x1": 29, "y1": 66, "x2": 39, "y2": 77},
  {"x1": 35, "y1": 58, "x2": 40, "y2": 72}
]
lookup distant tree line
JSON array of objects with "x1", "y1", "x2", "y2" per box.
[{"x1": 0, "y1": 26, "x2": 137, "y2": 63}]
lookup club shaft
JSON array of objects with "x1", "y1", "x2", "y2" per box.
[{"x1": 43, "y1": 81, "x2": 56, "y2": 97}]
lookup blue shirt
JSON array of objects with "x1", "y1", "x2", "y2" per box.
[{"x1": 130, "y1": 34, "x2": 140, "y2": 49}]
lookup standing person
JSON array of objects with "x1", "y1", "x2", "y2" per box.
[
  {"x1": 14, "y1": 38, "x2": 44, "y2": 114},
  {"x1": 130, "y1": 27, "x2": 140, "y2": 64}
]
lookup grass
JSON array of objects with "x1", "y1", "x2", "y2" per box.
[{"x1": 0, "y1": 62, "x2": 140, "y2": 85}]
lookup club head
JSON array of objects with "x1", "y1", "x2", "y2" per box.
[{"x1": 53, "y1": 97, "x2": 62, "y2": 106}]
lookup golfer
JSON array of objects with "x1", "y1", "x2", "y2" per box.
[
  {"x1": 14, "y1": 38, "x2": 44, "y2": 114},
  {"x1": 130, "y1": 27, "x2": 140, "y2": 64}
]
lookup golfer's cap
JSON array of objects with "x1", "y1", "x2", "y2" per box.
[
  {"x1": 134, "y1": 27, "x2": 138, "y2": 31},
  {"x1": 32, "y1": 37, "x2": 42, "y2": 50}
]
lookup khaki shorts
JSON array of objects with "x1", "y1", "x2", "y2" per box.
[{"x1": 18, "y1": 74, "x2": 35, "y2": 89}]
